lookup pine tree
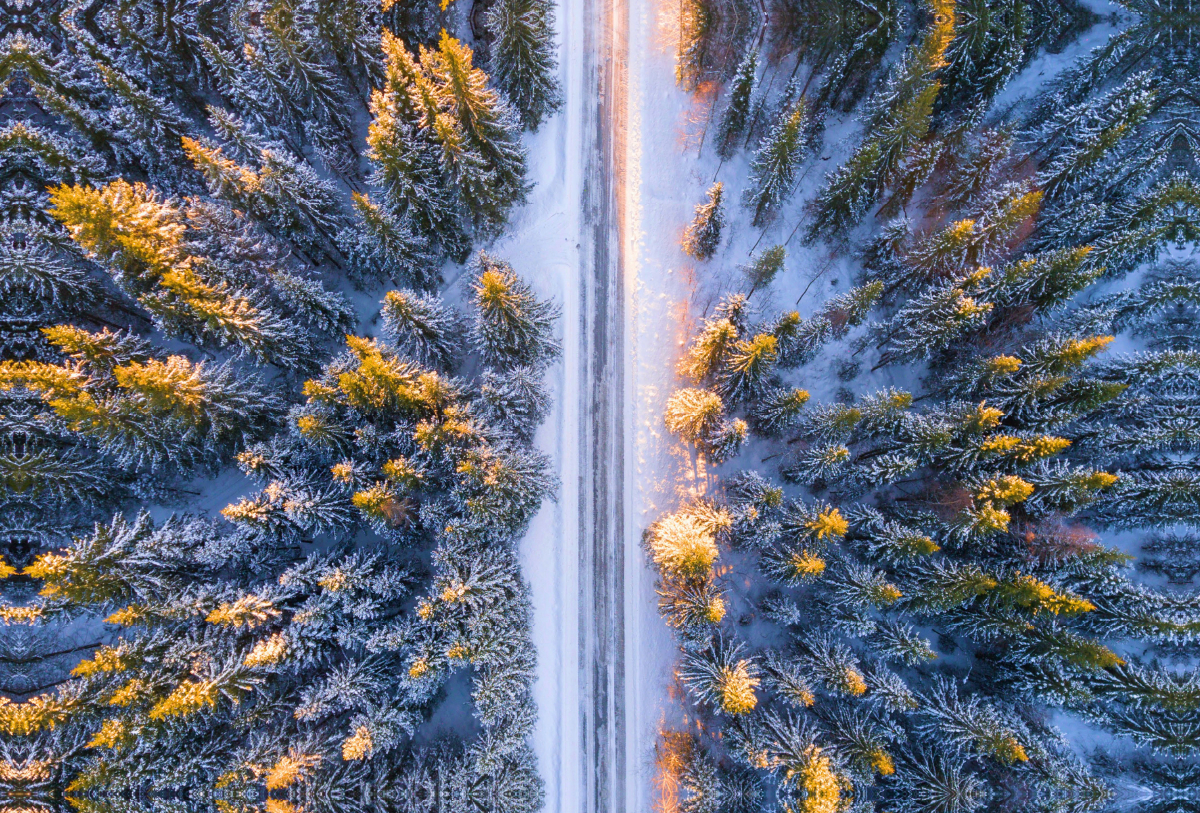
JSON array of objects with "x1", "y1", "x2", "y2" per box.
[
  {"x1": 1035, "y1": 72, "x2": 1155, "y2": 200},
  {"x1": 983, "y1": 246, "x2": 1099, "y2": 310},
  {"x1": 47, "y1": 180, "x2": 184, "y2": 291},
  {"x1": 806, "y1": 140, "x2": 885, "y2": 240},
  {"x1": 1094, "y1": 468, "x2": 1200, "y2": 528},
  {"x1": 675, "y1": 0, "x2": 714, "y2": 91},
  {"x1": 918, "y1": 678, "x2": 1029, "y2": 764},
  {"x1": 369, "y1": 31, "x2": 470, "y2": 260},
  {"x1": 339, "y1": 192, "x2": 438, "y2": 288},
  {"x1": 761, "y1": 502, "x2": 847, "y2": 585},
  {"x1": 869, "y1": 619, "x2": 937, "y2": 665},
  {"x1": 717, "y1": 333, "x2": 778, "y2": 402},
  {"x1": 762, "y1": 650, "x2": 816, "y2": 708},
  {"x1": 942, "y1": 128, "x2": 1014, "y2": 209},
  {"x1": 792, "y1": 635, "x2": 865, "y2": 699},
  {"x1": 745, "y1": 245, "x2": 785, "y2": 295},
  {"x1": 478, "y1": 367, "x2": 551, "y2": 440},
  {"x1": 93, "y1": 63, "x2": 192, "y2": 177},
  {"x1": 679, "y1": 635, "x2": 760, "y2": 715},
  {"x1": 744, "y1": 100, "x2": 809, "y2": 227},
  {"x1": 782, "y1": 443, "x2": 851, "y2": 485},
  {"x1": 756, "y1": 708, "x2": 848, "y2": 813},
  {"x1": 715, "y1": 50, "x2": 757, "y2": 159},
  {"x1": 183, "y1": 137, "x2": 348, "y2": 253},
  {"x1": 904, "y1": 560, "x2": 998, "y2": 613},
  {"x1": 485, "y1": 0, "x2": 562, "y2": 129},
  {"x1": 665, "y1": 388, "x2": 726, "y2": 445},
  {"x1": 1024, "y1": 462, "x2": 1117, "y2": 515},
  {"x1": 774, "y1": 311, "x2": 833, "y2": 367},
  {"x1": 1, "y1": 330, "x2": 280, "y2": 469},
  {"x1": 469, "y1": 252, "x2": 561, "y2": 370},
  {"x1": 817, "y1": 281, "x2": 883, "y2": 337},
  {"x1": 884, "y1": 749, "x2": 988, "y2": 813},
  {"x1": 424, "y1": 32, "x2": 529, "y2": 230},
  {"x1": 659, "y1": 577, "x2": 727, "y2": 644},
  {"x1": 206, "y1": 105, "x2": 267, "y2": 162},
  {"x1": 145, "y1": 266, "x2": 312, "y2": 367},
  {"x1": 703, "y1": 417, "x2": 748, "y2": 464},
  {"x1": 47, "y1": 181, "x2": 344, "y2": 366},
  {"x1": 682, "y1": 327, "x2": 734, "y2": 388},
  {"x1": 749, "y1": 386, "x2": 810, "y2": 437},
  {"x1": 381, "y1": 289, "x2": 464, "y2": 370},
  {"x1": 4, "y1": 14, "x2": 557, "y2": 808},
  {"x1": 682, "y1": 182, "x2": 725, "y2": 260},
  {"x1": 648, "y1": 504, "x2": 730, "y2": 579},
  {"x1": 807, "y1": 1, "x2": 952, "y2": 238},
  {"x1": 877, "y1": 270, "x2": 994, "y2": 365}
]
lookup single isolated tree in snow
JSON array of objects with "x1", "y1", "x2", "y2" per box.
[
  {"x1": 745, "y1": 244, "x2": 785, "y2": 295},
  {"x1": 682, "y1": 182, "x2": 725, "y2": 260}
]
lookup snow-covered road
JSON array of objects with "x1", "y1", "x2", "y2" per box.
[
  {"x1": 507, "y1": 0, "x2": 687, "y2": 805},
  {"x1": 575, "y1": 0, "x2": 630, "y2": 806}
]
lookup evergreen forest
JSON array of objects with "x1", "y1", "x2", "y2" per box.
[
  {"x1": 657, "y1": 0, "x2": 1200, "y2": 811},
  {"x1": 2, "y1": 0, "x2": 1198, "y2": 810},
  {"x1": 0, "y1": 0, "x2": 559, "y2": 810}
]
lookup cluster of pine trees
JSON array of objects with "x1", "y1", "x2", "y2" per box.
[
  {"x1": 658, "y1": 1, "x2": 1199, "y2": 811},
  {"x1": 0, "y1": 0, "x2": 559, "y2": 808}
]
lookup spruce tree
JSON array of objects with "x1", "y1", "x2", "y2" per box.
[
  {"x1": 381, "y1": 289, "x2": 464, "y2": 370},
  {"x1": 715, "y1": 50, "x2": 757, "y2": 159},
  {"x1": 745, "y1": 245, "x2": 785, "y2": 295},
  {"x1": 478, "y1": 367, "x2": 551, "y2": 440},
  {"x1": 682, "y1": 182, "x2": 725, "y2": 260},
  {"x1": 469, "y1": 252, "x2": 561, "y2": 370},
  {"x1": 665, "y1": 387, "x2": 726, "y2": 445},
  {"x1": 744, "y1": 100, "x2": 809, "y2": 227},
  {"x1": 717, "y1": 333, "x2": 778, "y2": 402},
  {"x1": 679, "y1": 636, "x2": 760, "y2": 716},
  {"x1": 424, "y1": 32, "x2": 529, "y2": 230},
  {"x1": 485, "y1": 0, "x2": 562, "y2": 129},
  {"x1": 749, "y1": 386, "x2": 810, "y2": 436},
  {"x1": 877, "y1": 272, "x2": 994, "y2": 365},
  {"x1": 704, "y1": 417, "x2": 748, "y2": 463},
  {"x1": 368, "y1": 31, "x2": 470, "y2": 260},
  {"x1": 339, "y1": 192, "x2": 438, "y2": 288},
  {"x1": 918, "y1": 678, "x2": 1029, "y2": 764},
  {"x1": 680, "y1": 315, "x2": 739, "y2": 383},
  {"x1": 48, "y1": 180, "x2": 339, "y2": 366}
]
